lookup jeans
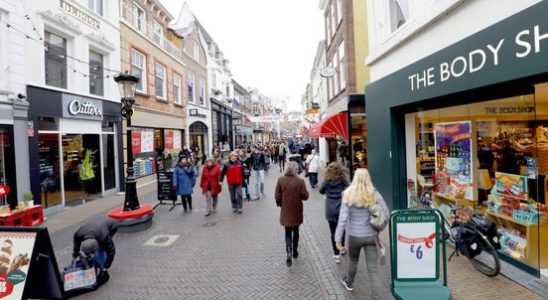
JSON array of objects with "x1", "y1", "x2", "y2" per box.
[
  {"x1": 205, "y1": 191, "x2": 218, "y2": 211},
  {"x1": 279, "y1": 156, "x2": 285, "y2": 170},
  {"x1": 328, "y1": 220, "x2": 345, "y2": 255},
  {"x1": 284, "y1": 226, "x2": 299, "y2": 254},
  {"x1": 308, "y1": 172, "x2": 318, "y2": 187},
  {"x1": 228, "y1": 184, "x2": 243, "y2": 209},
  {"x1": 180, "y1": 195, "x2": 192, "y2": 210},
  {"x1": 252, "y1": 169, "x2": 265, "y2": 197},
  {"x1": 94, "y1": 247, "x2": 107, "y2": 269},
  {"x1": 346, "y1": 235, "x2": 380, "y2": 300}
]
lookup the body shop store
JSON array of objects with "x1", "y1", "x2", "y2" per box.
[
  {"x1": 366, "y1": 2, "x2": 548, "y2": 276},
  {"x1": 27, "y1": 86, "x2": 123, "y2": 211}
]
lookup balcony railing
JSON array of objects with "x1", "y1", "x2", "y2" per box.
[{"x1": 120, "y1": 4, "x2": 183, "y2": 61}]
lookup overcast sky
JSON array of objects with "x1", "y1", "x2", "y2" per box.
[{"x1": 160, "y1": 0, "x2": 324, "y2": 111}]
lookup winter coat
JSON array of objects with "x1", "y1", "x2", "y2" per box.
[
  {"x1": 305, "y1": 153, "x2": 320, "y2": 173},
  {"x1": 173, "y1": 165, "x2": 196, "y2": 196},
  {"x1": 220, "y1": 160, "x2": 246, "y2": 186},
  {"x1": 200, "y1": 164, "x2": 222, "y2": 196},
  {"x1": 73, "y1": 216, "x2": 118, "y2": 268},
  {"x1": 275, "y1": 174, "x2": 309, "y2": 227},
  {"x1": 319, "y1": 179, "x2": 349, "y2": 222}
]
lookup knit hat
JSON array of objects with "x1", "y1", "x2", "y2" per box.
[{"x1": 80, "y1": 238, "x2": 98, "y2": 255}]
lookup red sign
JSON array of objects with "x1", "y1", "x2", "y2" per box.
[
  {"x1": 0, "y1": 186, "x2": 10, "y2": 198},
  {"x1": 164, "y1": 131, "x2": 174, "y2": 150},
  {"x1": 132, "y1": 131, "x2": 141, "y2": 154}
]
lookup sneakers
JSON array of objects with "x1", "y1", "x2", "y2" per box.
[
  {"x1": 238, "y1": 208, "x2": 243, "y2": 214},
  {"x1": 233, "y1": 208, "x2": 237, "y2": 213},
  {"x1": 340, "y1": 248, "x2": 346, "y2": 255},
  {"x1": 333, "y1": 255, "x2": 341, "y2": 264},
  {"x1": 293, "y1": 250, "x2": 299, "y2": 259},
  {"x1": 205, "y1": 211, "x2": 211, "y2": 217},
  {"x1": 340, "y1": 275, "x2": 353, "y2": 291}
]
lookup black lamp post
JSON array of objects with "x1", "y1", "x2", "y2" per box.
[{"x1": 114, "y1": 72, "x2": 140, "y2": 211}]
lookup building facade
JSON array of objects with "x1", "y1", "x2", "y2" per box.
[
  {"x1": 232, "y1": 79, "x2": 253, "y2": 147},
  {"x1": 172, "y1": 3, "x2": 212, "y2": 157},
  {"x1": 120, "y1": 0, "x2": 187, "y2": 177},
  {"x1": 366, "y1": 0, "x2": 548, "y2": 277},
  {"x1": 0, "y1": 0, "x2": 30, "y2": 208},
  {"x1": 23, "y1": 0, "x2": 123, "y2": 212}
]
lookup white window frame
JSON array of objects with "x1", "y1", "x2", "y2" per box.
[
  {"x1": 173, "y1": 73, "x2": 182, "y2": 105},
  {"x1": 132, "y1": 2, "x2": 146, "y2": 34},
  {"x1": 338, "y1": 42, "x2": 346, "y2": 91},
  {"x1": 336, "y1": 0, "x2": 343, "y2": 26},
  {"x1": 390, "y1": 0, "x2": 409, "y2": 32},
  {"x1": 155, "y1": 63, "x2": 167, "y2": 100},
  {"x1": 330, "y1": 1, "x2": 337, "y2": 36},
  {"x1": 87, "y1": 0, "x2": 103, "y2": 16},
  {"x1": 187, "y1": 71, "x2": 195, "y2": 103},
  {"x1": 193, "y1": 42, "x2": 200, "y2": 62},
  {"x1": 333, "y1": 56, "x2": 339, "y2": 94},
  {"x1": 199, "y1": 78, "x2": 206, "y2": 106},
  {"x1": 153, "y1": 20, "x2": 164, "y2": 46},
  {"x1": 131, "y1": 48, "x2": 147, "y2": 93}
]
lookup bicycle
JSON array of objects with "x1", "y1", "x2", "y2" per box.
[{"x1": 409, "y1": 179, "x2": 501, "y2": 277}]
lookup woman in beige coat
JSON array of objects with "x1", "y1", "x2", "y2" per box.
[{"x1": 275, "y1": 161, "x2": 309, "y2": 267}]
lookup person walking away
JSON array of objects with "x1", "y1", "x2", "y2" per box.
[
  {"x1": 173, "y1": 157, "x2": 196, "y2": 212},
  {"x1": 250, "y1": 146, "x2": 267, "y2": 200},
  {"x1": 335, "y1": 169, "x2": 389, "y2": 298},
  {"x1": 275, "y1": 162, "x2": 309, "y2": 267},
  {"x1": 319, "y1": 162, "x2": 349, "y2": 263},
  {"x1": 72, "y1": 216, "x2": 118, "y2": 278},
  {"x1": 305, "y1": 149, "x2": 321, "y2": 188},
  {"x1": 179, "y1": 146, "x2": 191, "y2": 159},
  {"x1": 220, "y1": 151, "x2": 246, "y2": 213},
  {"x1": 278, "y1": 142, "x2": 287, "y2": 172},
  {"x1": 239, "y1": 149, "x2": 252, "y2": 201},
  {"x1": 200, "y1": 157, "x2": 221, "y2": 216},
  {"x1": 264, "y1": 147, "x2": 271, "y2": 175}
]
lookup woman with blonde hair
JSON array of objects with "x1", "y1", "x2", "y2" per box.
[
  {"x1": 319, "y1": 162, "x2": 349, "y2": 263},
  {"x1": 335, "y1": 168, "x2": 389, "y2": 298}
]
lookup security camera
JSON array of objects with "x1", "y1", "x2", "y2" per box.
[{"x1": 17, "y1": 93, "x2": 26, "y2": 100}]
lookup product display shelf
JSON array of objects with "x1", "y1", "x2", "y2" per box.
[
  {"x1": 486, "y1": 211, "x2": 548, "y2": 268},
  {"x1": 434, "y1": 193, "x2": 476, "y2": 209}
]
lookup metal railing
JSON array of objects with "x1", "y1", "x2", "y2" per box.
[{"x1": 120, "y1": 4, "x2": 183, "y2": 61}]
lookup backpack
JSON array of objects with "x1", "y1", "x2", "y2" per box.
[{"x1": 369, "y1": 192, "x2": 387, "y2": 231}]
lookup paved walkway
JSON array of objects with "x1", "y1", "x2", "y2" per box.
[{"x1": 46, "y1": 169, "x2": 545, "y2": 299}]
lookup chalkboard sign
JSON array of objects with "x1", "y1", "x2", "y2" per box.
[{"x1": 155, "y1": 171, "x2": 179, "y2": 211}]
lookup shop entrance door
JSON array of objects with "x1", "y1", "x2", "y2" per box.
[{"x1": 102, "y1": 134, "x2": 116, "y2": 191}]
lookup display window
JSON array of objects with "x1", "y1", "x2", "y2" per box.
[
  {"x1": 0, "y1": 128, "x2": 16, "y2": 208},
  {"x1": 349, "y1": 114, "x2": 367, "y2": 172},
  {"x1": 405, "y1": 83, "x2": 548, "y2": 272}
]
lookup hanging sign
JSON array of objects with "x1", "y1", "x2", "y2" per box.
[
  {"x1": 250, "y1": 114, "x2": 301, "y2": 123},
  {"x1": 393, "y1": 211, "x2": 440, "y2": 280},
  {"x1": 131, "y1": 131, "x2": 141, "y2": 154}
]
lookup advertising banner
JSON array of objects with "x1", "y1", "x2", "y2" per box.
[
  {"x1": 164, "y1": 130, "x2": 174, "y2": 150},
  {"x1": 140, "y1": 130, "x2": 154, "y2": 153},
  {"x1": 494, "y1": 172, "x2": 528, "y2": 201},
  {"x1": 131, "y1": 131, "x2": 141, "y2": 154},
  {"x1": 0, "y1": 232, "x2": 36, "y2": 299},
  {"x1": 173, "y1": 130, "x2": 182, "y2": 150}
]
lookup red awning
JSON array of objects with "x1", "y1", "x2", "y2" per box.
[{"x1": 309, "y1": 111, "x2": 348, "y2": 141}]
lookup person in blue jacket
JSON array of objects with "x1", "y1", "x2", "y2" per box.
[{"x1": 173, "y1": 156, "x2": 196, "y2": 212}]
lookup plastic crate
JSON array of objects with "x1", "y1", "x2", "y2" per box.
[
  {"x1": 0, "y1": 210, "x2": 26, "y2": 226},
  {"x1": 23, "y1": 205, "x2": 44, "y2": 226}
]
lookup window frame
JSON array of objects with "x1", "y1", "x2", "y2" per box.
[
  {"x1": 44, "y1": 31, "x2": 68, "y2": 89},
  {"x1": 132, "y1": 2, "x2": 146, "y2": 34},
  {"x1": 173, "y1": 72, "x2": 182, "y2": 105},
  {"x1": 199, "y1": 78, "x2": 206, "y2": 106},
  {"x1": 187, "y1": 71, "x2": 196, "y2": 104},
  {"x1": 87, "y1": 0, "x2": 103, "y2": 16},
  {"x1": 155, "y1": 62, "x2": 167, "y2": 100},
  {"x1": 153, "y1": 20, "x2": 164, "y2": 46},
  {"x1": 89, "y1": 50, "x2": 104, "y2": 96},
  {"x1": 336, "y1": 0, "x2": 343, "y2": 26},
  {"x1": 338, "y1": 41, "x2": 346, "y2": 91},
  {"x1": 130, "y1": 48, "x2": 147, "y2": 94}
]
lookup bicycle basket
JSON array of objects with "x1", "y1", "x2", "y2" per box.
[
  {"x1": 453, "y1": 223, "x2": 483, "y2": 259},
  {"x1": 470, "y1": 214, "x2": 501, "y2": 250}
]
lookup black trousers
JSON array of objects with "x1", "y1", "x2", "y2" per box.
[
  {"x1": 279, "y1": 156, "x2": 286, "y2": 170},
  {"x1": 285, "y1": 226, "x2": 299, "y2": 253},
  {"x1": 180, "y1": 195, "x2": 192, "y2": 210},
  {"x1": 328, "y1": 220, "x2": 345, "y2": 255}
]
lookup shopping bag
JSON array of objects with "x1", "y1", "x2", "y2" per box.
[{"x1": 63, "y1": 257, "x2": 97, "y2": 292}]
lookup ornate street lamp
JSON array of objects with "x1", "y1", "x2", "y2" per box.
[{"x1": 114, "y1": 72, "x2": 140, "y2": 211}]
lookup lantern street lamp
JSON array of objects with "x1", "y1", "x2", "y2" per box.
[{"x1": 114, "y1": 72, "x2": 140, "y2": 211}]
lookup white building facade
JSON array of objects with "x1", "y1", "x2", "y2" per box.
[{"x1": 24, "y1": 0, "x2": 123, "y2": 212}]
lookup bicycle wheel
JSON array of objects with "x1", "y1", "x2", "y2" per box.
[{"x1": 469, "y1": 233, "x2": 501, "y2": 277}]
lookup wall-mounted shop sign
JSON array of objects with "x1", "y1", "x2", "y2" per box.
[
  {"x1": 61, "y1": 0, "x2": 100, "y2": 29},
  {"x1": 62, "y1": 94, "x2": 103, "y2": 120},
  {"x1": 484, "y1": 106, "x2": 535, "y2": 114}
]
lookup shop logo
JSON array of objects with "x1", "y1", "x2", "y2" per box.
[{"x1": 68, "y1": 100, "x2": 102, "y2": 117}]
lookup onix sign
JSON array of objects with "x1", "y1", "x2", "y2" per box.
[{"x1": 62, "y1": 94, "x2": 103, "y2": 120}]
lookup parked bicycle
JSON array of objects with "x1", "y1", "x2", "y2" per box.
[{"x1": 409, "y1": 179, "x2": 501, "y2": 277}]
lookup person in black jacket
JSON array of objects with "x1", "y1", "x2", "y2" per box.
[
  {"x1": 319, "y1": 162, "x2": 349, "y2": 264},
  {"x1": 72, "y1": 216, "x2": 119, "y2": 272},
  {"x1": 249, "y1": 146, "x2": 267, "y2": 200}
]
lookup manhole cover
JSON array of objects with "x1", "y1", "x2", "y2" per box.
[
  {"x1": 203, "y1": 221, "x2": 217, "y2": 227},
  {"x1": 143, "y1": 235, "x2": 179, "y2": 247}
]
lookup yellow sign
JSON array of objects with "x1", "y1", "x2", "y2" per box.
[{"x1": 61, "y1": 0, "x2": 100, "y2": 29}]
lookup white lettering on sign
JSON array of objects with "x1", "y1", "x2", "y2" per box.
[
  {"x1": 408, "y1": 23, "x2": 547, "y2": 92},
  {"x1": 68, "y1": 100, "x2": 102, "y2": 117}
]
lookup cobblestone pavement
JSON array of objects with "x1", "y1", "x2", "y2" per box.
[{"x1": 47, "y1": 168, "x2": 545, "y2": 300}]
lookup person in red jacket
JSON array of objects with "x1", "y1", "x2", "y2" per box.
[
  {"x1": 220, "y1": 151, "x2": 246, "y2": 213},
  {"x1": 200, "y1": 157, "x2": 222, "y2": 216}
]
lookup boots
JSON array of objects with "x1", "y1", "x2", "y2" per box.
[{"x1": 286, "y1": 244, "x2": 292, "y2": 267}]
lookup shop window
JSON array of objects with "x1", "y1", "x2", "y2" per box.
[
  {"x1": 89, "y1": 50, "x2": 104, "y2": 96},
  {"x1": 131, "y1": 49, "x2": 146, "y2": 93},
  {"x1": 38, "y1": 117, "x2": 59, "y2": 131},
  {"x1": 45, "y1": 31, "x2": 67, "y2": 89},
  {"x1": 155, "y1": 63, "x2": 166, "y2": 100},
  {"x1": 39, "y1": 133, "x2": 61, "y2": 208},
  {"x1": 0, "y1": 128, "x2": 16, "y2": 208}
]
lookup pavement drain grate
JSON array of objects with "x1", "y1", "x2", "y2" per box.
[
  {"x1": 202, "y1": 221, "x2": 217, "y2": 227},
  {"x1": 143, "y1": 234, "x2": 179, "y2": 247}
]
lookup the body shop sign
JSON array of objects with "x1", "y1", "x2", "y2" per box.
[{"x1": 62, "y1": 94, "x2": 103, "y2": 120}]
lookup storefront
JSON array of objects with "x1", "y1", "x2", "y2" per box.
[
  {"x1": 366, "y1": 1, "x2": 548, "y2": 276},
  {"x1": 211, "y1": 99, "x2": 233, "y2": 149},
  {"x1": 0, "y1": 125, "x2": 17, "y2": 208},
  {"x1": 27, "y1": 86, "x2": 123, "y2": 211},
  {"x1": 130, "y1": 127, "x2": 184, "y2": 177}
]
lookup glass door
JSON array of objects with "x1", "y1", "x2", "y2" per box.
[
  {"x1": 102, "y1": 134, "x2": 116, "y2": 191},
  {"x1": 39, "y1": 133, "x2": 62, "y2": 208},
  {"x1": 62, "y1": 134, "x2": 86, "y2": 206}
]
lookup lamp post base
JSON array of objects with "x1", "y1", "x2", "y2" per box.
[
  {"x1": 123, "y1": 176, "x2": 140, "y2": 211},
  {"x1": 108, "y1": 203, "x2": 154, "y2": 233}
]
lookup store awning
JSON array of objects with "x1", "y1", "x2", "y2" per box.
[{"x1": 309, "y1": 111, "x2": 348, "y2": 141}]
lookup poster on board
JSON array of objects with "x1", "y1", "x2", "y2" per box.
[
  {"x1": 140, "y1": 130, "x2": 154, "y2": 153},
  {"x1": 173, "y1": 130, "x2": 182, "y2": 150},
  {"x1": 131, "y1": 131, "x2": 141, "y2": 154},
  {"x1": 0, "y1": 232, "x2": 36, "y2": 299},
  {"x1": 164, "y1": 130, "x2": 174, "y2": 150}
]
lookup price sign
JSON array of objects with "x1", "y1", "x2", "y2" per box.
[{"x1": 393, "y1": 211, "x2": 439, "y2": 281}]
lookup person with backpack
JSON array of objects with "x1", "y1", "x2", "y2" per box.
[
  {"x1": 278, "y1": 142, "x2": 287, "y2": 172},
  {"x1": 335, "y1": 168, "x2": 389, "y2": 298},
  {"x1": 173, "y1": 157, "x2": 196, "y2": 212},
  {"x1": 220, "y1": 151, "x2": 246, "y2": 213},
  {"x1": 305, "y1": 149, "x2": 321, "y2": 188},
  {"x1": 249, "y1": 146, "x2": 267, "y2": 200},
  {"x1": 200, "y1": 157, "x2": 221, "y2": 216},
  {"x1": 319, "y1": 162, "x2": 349, "y2": 263}
]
